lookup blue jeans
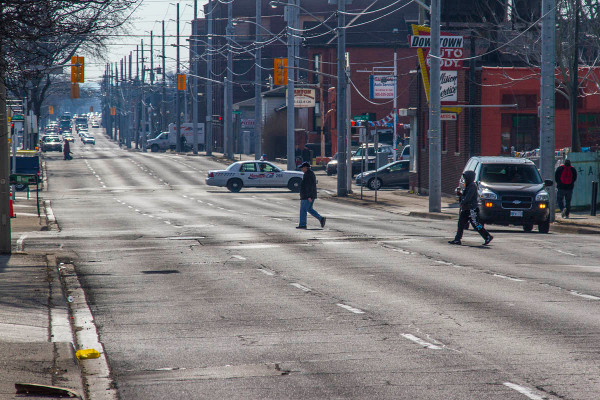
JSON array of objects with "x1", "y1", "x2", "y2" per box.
[{"x1": 299, "y1": 199, "x2": 322, "y2": 227}]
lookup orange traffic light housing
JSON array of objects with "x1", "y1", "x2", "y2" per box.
[
  {"x1": 177, "y1": 74, "x2": 186, "y2": 91},
  {"x1": 274, "y1": 58, "x2": 288, "y2": 86},
  {"x1": 71, "y1": 56, "x2": 84, "y2": 83}
]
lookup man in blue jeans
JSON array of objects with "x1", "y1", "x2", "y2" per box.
[{"x1": 297, "y1": 162, "x2": 326, "y2": 229}]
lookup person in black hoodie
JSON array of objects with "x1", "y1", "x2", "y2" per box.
[
  {"x1": 449, "y1": 170, "x2": 493, "y2": 245},
  {"x1": 554, "y1": 159, "x2": 577, "y2": 218},
  {"x1": 297, "y1": 162, "x2": 326, "y2": 229}
]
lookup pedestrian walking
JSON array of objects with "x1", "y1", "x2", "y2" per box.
[
  {"x1": 555, "y1": 158, "x2": 577, "y2": 218},
  {"x1": 449, "y1": 170, "x2": 493, "y2": 245},
  {"x1": 297, "y1": 161, "x2": 326, "y2": 229},
  {"x1": 63, "y1": 140, "x2": 72, "y2": 160}
]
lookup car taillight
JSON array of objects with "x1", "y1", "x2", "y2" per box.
[{"x1": 208, "y1": 172, "x2": 214, "y2": 178}]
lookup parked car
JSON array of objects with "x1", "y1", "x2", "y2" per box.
[
  {"x1": 326, "y1": 144, "x2": 394, "y2": 176},
  {"x1": 399, "y1": 145, "x2": 410, "y2": 160},
  {"x1": 355, "y1": 160, "x2": 410, "y2": 190},
  {"x1": 206, "y1": 161, "x2": 304, "y2": 192},
  {"x1": 41, "y1": 136, "x2": 62, "y2": 152},
  {"x1": 458, "y1": 156, "x2": 554, "y2": 233}
]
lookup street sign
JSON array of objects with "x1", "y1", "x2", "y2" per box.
[
  {"x1": 287, "y1": 88, "x2": 316, "y2": 108},
  {"x1": 370, "y1": 75, "x2": 396, "y2": 99},
  {"x1": 232, "y1": 110, "x2": 241, "y2": 115},
  {"x1": 441, "y1": 112, "x2": 457, "y2": 121},
  {"x1": 11, "y1": 114, "x2": 24, "y2": 121},
  {"x1": 352, "y1": 115, "x2": 369, "y2": 122}
]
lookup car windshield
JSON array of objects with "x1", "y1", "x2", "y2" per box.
[
  {"x1": 480, "y1": 164, "x2": 542, "y2": 184},
  {"x1": 46, "y1": 137, "x2": 60, "y2": 142}
]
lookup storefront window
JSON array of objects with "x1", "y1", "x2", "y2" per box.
[{"x1": 501, "y1": 114, "x2": 538, "y2": 154}]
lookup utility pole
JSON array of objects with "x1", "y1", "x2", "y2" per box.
[
  {"x1": 192, "y1": 0, "x2": 199, "y2": 155},
  {"x1": 428, "y1": 0, "x2": 441, "y2": 212},
  {"x1": 286, "y1": 0, "x2": 298, "y2": 171},
  {"x1": 254, "y1": 0, "x2": 262, "y2": 160},
  {"x1": 570, "y1": 0, "x2": 580, "y2": 152},
  {"x1": 225, "y1": 1, "x2": 234, "y2": 159},
  {"x1": 336, "y1": 0, "x2": 348, "y2": 196},
  {"x1": 206, "y1": 2, "x2": 213, "y2": 155},
  {"x1": 150, "y1": 30, "x2": 154, "y2": 139},
  {"x1": 0, "y1": 76, "x2": 11, "y2": 254},
  {"x1": 176, "y1": 3, "x2": 182, "y2": 152},
  {"x1": 162, "y1": 20, "x2": 167, "y2": 132},
  {"x1": 540, "y1": 0, "x2": 556, "y2": 221},
  {"x1": 393, "y1": 50, "x2": 398, "y2": 160},
  {"x1": 128, "y1": 51, "x2": 133, "y2": 148},
  {"x1": 141, "y1": 39, "x2": 147, "y2": 152}
]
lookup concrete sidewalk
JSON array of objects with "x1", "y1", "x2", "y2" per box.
[
  {"x1": 200, "y1": 151, "x2": 600, "y2": 234},
  {"x1": 0, "y1": 193, "x2": 84, "y2": 399}
]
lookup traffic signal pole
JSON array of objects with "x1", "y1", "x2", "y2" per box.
[
  {"x1": 254, "y1": 0, "x2": 262, "y2": 160},
  {"x1": 206, "y1": 1, "x2": 213, "y2": 155},
  {"x1": 428, "y1": 0, "x2": 441, "y2": 212}
]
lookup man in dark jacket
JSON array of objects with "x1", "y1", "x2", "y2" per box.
[
  {"x1": 449, "y1": 170, "x2": 493, "y2": 245},
  {"x1": 63, "y1": 140, "x2": 71, "y2": 160},
  {"x1": 297, "y1": 162, "x2": 326, "y2": 229},
  {"x1": 555, "y1": 159, "x2": 577, "y2": 218}
]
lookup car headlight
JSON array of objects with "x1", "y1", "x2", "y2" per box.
[
  {"x1": 479, "y1": 188, "x2": 498, "y2": 200},
  {"x1": 535, "y1": 191, "x2": 549, "y2": 201}
]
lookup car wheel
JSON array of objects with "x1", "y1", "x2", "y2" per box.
[
  {"x1": 227, "y1": 178, "x2": 243, "y2": 193},
  {"x1": 523, "y1": 223, "x2": 534, "y2": 232},
  {"x1": 368, "y1": 178, "x2": 382, "y2": 190},
  {"x1": 151, "y1": 144, "x2": 159, "y2": 152},
  {"x1": 288, "y1": 177, "x2": 302, "y2": 192},
  {"x1": 538, "y1": 220, "x2": 550, "y2": 234}
]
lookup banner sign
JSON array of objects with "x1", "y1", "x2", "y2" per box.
[{"x1": 369, "y1": 75, "x2": 396, "y2": 99}]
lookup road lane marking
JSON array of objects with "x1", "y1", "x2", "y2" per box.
[
  {"x1": 258, "y1": 268, "x2": 274, "y2": 276},
  {"x1": 290, "y1": 283, "x2": 311, "y2": 292},
  {"x1": 337, "y1": 303, "x2": 365, "y2": 314},
  {"x1": 493, "y1": 274, "x2": 524, "y2": 282},
  {"x1": 570, "y1": 290, "x2": 600, "y2": 300},
  {"x1": 401, "y1": 334, "x2": 442, "y2": 350},
  {"x1": 226, "y1": 244, "x2": 279, "y2": 250},
  {"x1": 164, "y1": 221, "x2": 171, "y2": 225},
  {"x1": 503, "y1": 382, "x2": 544, "y2": 400},
  {"x1": 16, "y1": 234, "x2": 26, "y2": 252},
  {"x1": 555, "y1": 249, "x2": 576, "y2": 256},
  {"x1": 231, "y1": 255, "x2": 246, "y2": 260}
]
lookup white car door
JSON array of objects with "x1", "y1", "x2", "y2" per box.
[
  {"x1": 238, "y1": 162, "x2": 260, "y2": 187},
  {"x1": 257, "y1": 162, "x2": 284, "y2": 187}
]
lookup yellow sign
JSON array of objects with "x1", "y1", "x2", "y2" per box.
[
  {"x1": 177, "y1": 74, "x2": 186, "y2": 91},
  {"x1": 48, "y1": 106, "x2": 54, "y2": 115},
  {"x1": 110, "y1": 107, "x2": 116, "y2": 116},
  {"x1": 274, "y1": 58, "x2": 288, "y2": 86}
]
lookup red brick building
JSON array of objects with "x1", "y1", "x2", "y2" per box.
[{"x1": 481, "y1": 67, "x2": 600, "y2": 156}]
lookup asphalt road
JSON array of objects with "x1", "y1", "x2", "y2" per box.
[{"x1": 29, "y1": 130, "x2": 600, "y2": 400}]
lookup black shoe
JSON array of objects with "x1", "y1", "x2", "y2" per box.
[
  {"x1": 484, "y1": 235, "x2": 493, "y2": 245},
  {"x1": 448, "y1": 239, "x2": 461, "y2": 245},
  {"x1": 296, "y1": 225, "x2": 307, "y2": 229},
  {"x1": 320, "y1": 217, "x2": 326, "y2": 228}
]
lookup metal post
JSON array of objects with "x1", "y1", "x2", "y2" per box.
[
  {"x1": 286, "y1": 0, "x2": 296, "y2": 170},
  {"x1": 225, "y1": 1, "x2": 234, "y2": 159},
  {"x1": 346, "y1": 56, "x2": 352, "y2": 193},
  {"x1": 591, "y1": 181, "x2": 598, "y2": 216},
  {"x1": 162, "y1": 20, "x2": 167, "y2": 132},
  {"x1": 192, "y1": 0, "x2": 199, "y2": 155},
  {"x1": 336, "y1": 0, "x2": 348, "y2": 196},
  {"x1": 428, "y1": 0, "x2": 441, "y2": 212},
  {"x1": 176, "y1": 3, "x2": 182, "y2": 152},
  {"x1": 393, "y1": 50, "x2": 398, "y2": 160},
  {"x1": 570, "y1": 0, "x2": 580, "y2": 152},
  {"x1": 206, "y1": 1, "x2": 213, "y2": 155},
  {"x1": 0, "y1": 77, "x2": 11, "y2": 254},
  {"x1": 469, "y1": 32, "x2": 476, "y2": 157},
  {"x1": 128, "y1": 52, "x2": 133, "y2": 148},
  {"x1": 254, "y1": 0, "x2": 263, "y2": 160},
  {"x1": 540, "y1": 0, "x2": 556, "y2": 222}
]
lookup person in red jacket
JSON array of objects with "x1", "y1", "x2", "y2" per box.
[{"x1": 555, "y1": 159, "x2": 577, "y2": 218}]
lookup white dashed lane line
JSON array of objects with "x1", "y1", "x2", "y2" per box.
[
  {"x1": 401, "y1": 334, "x2": 442, "y2": 350},
  {"x1": 336, "y1": 303, "x2": 365, "y2": 314},
  {"x1": 502, "y1": 382, "x2": 545, "y2": 400}
]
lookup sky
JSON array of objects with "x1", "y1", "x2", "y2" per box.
[{"x1": 83, "y1": 0, "x2": 207, "y2": 84}]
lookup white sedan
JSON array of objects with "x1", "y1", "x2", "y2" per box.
[{"x1": 206, "y1": 161, "x2": 304, "y2": 192}]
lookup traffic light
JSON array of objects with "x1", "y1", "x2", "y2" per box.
[
  {"x1": 177, "y1": 74, "x2": 186, "y2": 91},
  {"x1": 71, "y1": 56, "x2": 84, "y2": 83},
  {"x1": 48, "y1": 106, "x2": 54, "y2": 115},
  {"x1": 274, "y1": 58, "x2": 288, "y2": 86},
  {"x1": 71, "y1": 83, "x2": 80, "y2": 99}
]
